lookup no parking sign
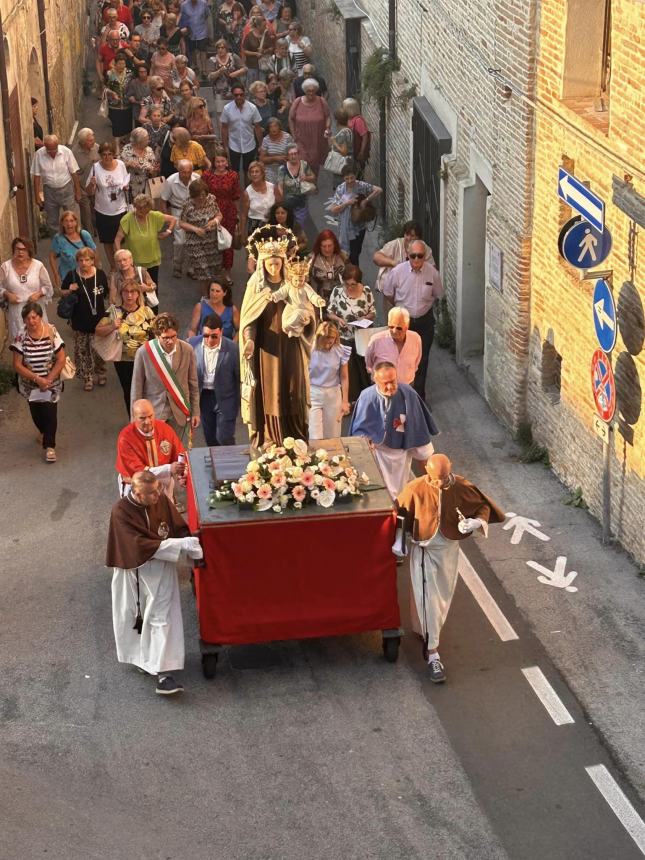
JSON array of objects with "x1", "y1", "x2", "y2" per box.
[{"x1": 590, "y1": 349, "x2": 616, "y2": 422}]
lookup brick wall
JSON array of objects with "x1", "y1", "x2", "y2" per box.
[{"x1": 527, "y1": 0, "x2": 645, "y2": 561}]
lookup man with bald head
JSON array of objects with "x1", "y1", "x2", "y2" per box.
[
  {"x1": 30, "y1": 135, "x2": 81, "y2": 232},
  {"x1": 115, "y1": 399, "x2": 186, "y2": 498},
  {"x1": 365, "y1": 307, "x2": 422, "y2": 385},
  {"x1": 382, "y1": 239, "x2": 443, "y2": 401},
  {"x1": 160, "y1": 159, "x2": 200, "y2": 277},
  {"x1": 396, "y1": 453, "x2": 504, "y2": 682}
]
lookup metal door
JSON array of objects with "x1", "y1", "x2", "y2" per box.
[
  {"x1": 412, "y1": 97, "x2": 451, "y2": 261},
  {"x1": 345, "y1": 19, "x2": 361, "y2": 98}
]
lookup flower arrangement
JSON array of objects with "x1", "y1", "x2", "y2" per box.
[{"x1": 215, "y1": 438, "x2": 369, "y2": 513}]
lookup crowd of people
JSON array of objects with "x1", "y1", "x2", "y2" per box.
[{"x1": 2, "y1": 0, "x2": 487, "y2": 698}]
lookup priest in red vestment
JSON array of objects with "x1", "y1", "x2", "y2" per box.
[{"x1": 116, "y1": 399, "x2": 186, "y2": 498}]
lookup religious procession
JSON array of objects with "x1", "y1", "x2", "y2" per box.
[{"x1": 4, "y1": 0, "x2": 645, "y2": 853}]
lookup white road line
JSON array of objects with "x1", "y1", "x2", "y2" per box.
[
  {"x1": 586, "y1": 764, "x2": 645, "y2": 855},
  {"x1": 521, "y1": 666, "x2": 575, "y2": 725},
  {"x1": 457, "y1": 550, "x2": 519, "y2": 642}
]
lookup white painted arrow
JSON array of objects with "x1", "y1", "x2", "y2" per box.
[
  {"x1": 526, "y1": 556, "x2": 579, "y2": 592},
  {"x1": 594, "y1": 298, "x2": 615, "y2": 331},
  {"x1": 559, "y1": 175, "x2": 604, "y2": 227},
  {"x1": 503, "y1": 513, "x2": 550, "y2": 545}
]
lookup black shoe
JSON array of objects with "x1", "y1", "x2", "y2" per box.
[
  {"x1": 156, "y1": 675, "x2": 184, "y2": 695},
  {"x1": 428, "y1": 657, "x2": 446, "y2": 684}
]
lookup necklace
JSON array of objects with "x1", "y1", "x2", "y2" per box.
[
  {"x1": 78, "y1": 271, "x2": 99, "y2": 315},
  {"x1": 134, "y1": 214, "x2": 149, "y2": 235}
]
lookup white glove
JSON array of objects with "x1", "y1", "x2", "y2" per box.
[
  {"x1": 181, "y1": 536, "x2": 203, "y2": 559},
  {"x1": 458, "y1": 517, "x2": 484, "y2": 535}
]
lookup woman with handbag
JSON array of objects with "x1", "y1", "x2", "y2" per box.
[
  {"x1": 276, "y1": 144, "x2": 315, "y2": 227},
  {"x1": 120, "y1": 128, "x2": 159, "y2": 198},
  {"x1": 288, "y1": 79, "x2": 331, "y2": 177},
  {"x1": 59, "y1": 247, "x2": 109, "y2": 391},
  {"x1": 110, "y1": 249, "x2": 158, "y2": 307},
  {"x1": 242, "y1": 15, "x2": 275, "y2": 85},
  {"x1": 48, "y1": 211, "x2": 97, "y2": 291},
  {"x1": 94, "y1": 280, "x2": 155, "y2": 413},
  {"x1": 0, "y1": 237, "x2": 54, "y2": 340},
  {"x1": 323, "y1": 108, "x2": 352, "y2": 188},
  {"x1": 86, "y1": 142, "x2": 130, "y2": 271},
  {"x1": 179, "y1": 179, "x2": 224, "y2": 299},
  {"x1": 329, "y1": 162, "x2": 382, "y2": 265},
  {"x1": 11, "y1": 302, "x2": 67, "y2": 463},
  {"x1": 114, "y1": 194, "x2": 176, "y2": 287},
  {"x1": 202, "y1": 149, "x2": 240, "y2": 279}
]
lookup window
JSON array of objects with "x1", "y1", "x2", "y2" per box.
[
  {"x1": 561, "y1": 0, "x2": 611, "y2": 132},
  {"x1": 388, "y1": 0, "x2": 397, "y2": 63}
]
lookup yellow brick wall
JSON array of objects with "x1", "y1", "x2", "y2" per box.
[{"x1": 528, "y1": 0, "x2": 645, "y2": 561}]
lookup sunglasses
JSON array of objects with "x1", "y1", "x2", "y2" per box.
[
  {"x1": 408, "y1": 253, "x2": 424, "y2": 260},
  {"x1": 142, "y1": 14, "x2": 152, "y2": 19}
]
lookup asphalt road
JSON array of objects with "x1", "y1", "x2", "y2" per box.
[{"x1": 1, "y1": 91, "x2": 644, "y2": 858}]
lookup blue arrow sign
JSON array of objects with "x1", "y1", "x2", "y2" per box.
[
  {"x1": 561, "y1": 220, "x2": 612, "y2": 269},
  {"x1": 558, "y1": 169, "x2": 605, "y2": 232},
  {"x1": 592, "y1": 279, "x2": 617, "y2": 352}
]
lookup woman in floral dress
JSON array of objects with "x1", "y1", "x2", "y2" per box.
[
  {"x1": 202, "y1": 150, "x2": 240, "y2": 278},
  {"x1": 179, "y1": 179, "x2": 223, "y2": 297},
  {"x1": 120, "y1": 128, "x2": 159, "y2": 198},
  {"x1": 326, "y1": 263, "x2": 375, "y2": 402}
]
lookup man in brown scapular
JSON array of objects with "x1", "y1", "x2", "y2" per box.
[{"x1": 396, "y1": 453, "x2": 505, "y2": 683}]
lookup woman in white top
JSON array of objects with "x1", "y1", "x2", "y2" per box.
[
  {"x1": 85, "y1": 141, "x2": 130, "y2": 269},
  {"x1": 308, "y1": 320, "x2": 350, "y2": 441},
  {"x1": 286, "y1": 21, "x2": 312, "y2": 76},
  {"x1": 240, "y1": 160, "x2": 281, "y2": 241},
  {"x1": 0, "y1": 237, "x2": 53, "y2": 340}
]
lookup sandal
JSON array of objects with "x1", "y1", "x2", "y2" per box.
[
  {"x1": 84, "y1": 380, "x2": 94, "y2": 391},
  {"x1": 97, "y1": 375, "x2": 107, "y2": 387},
  {"x1": 45, "y1": 448, "x2": 57, "y2": 463}
]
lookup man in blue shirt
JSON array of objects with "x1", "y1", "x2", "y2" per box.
[{"x1": 179, "y1": 0, "x2": 210, "y2": 78}]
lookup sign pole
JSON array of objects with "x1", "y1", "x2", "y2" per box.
[{"x1": 602, "y1": 426, "x2": 612, "y2": 544}]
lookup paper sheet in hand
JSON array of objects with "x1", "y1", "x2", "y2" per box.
[
  {"x1": 354, "y1": 325, "x2": 388, "y2": 357},
  {"x1": 347, "y1": 319, "x2": 374, "y2": 328},
  {"x1": 28, "y1": 388, "x2": 53, "y2": 403}
]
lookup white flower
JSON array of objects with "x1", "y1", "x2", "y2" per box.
[
  {"x1": 317, "y1": 489, "x2": 336, "y2": 508},
  {"x1": 310, "y1": 488, "x2": 320, "y2": 499},
  {"x1": 332, "y1": 456, "x2": 340, "y2": 464},
  {"x1": 361, "y1": 472, "x2": 370, "y2": 484},
  {"x1": 315, "y1": 448, "x2": 329, "y2": 461},
  {"x1": 314, "y1": 474, "x2": 324, "y2": 485},
  {"x1": 293, "y1": 501, "x2": 303, "y2": 509},
  {"x1": 247, "y1": 460, "x2": 260, "y2": 472},
  {"x1": 293, "y1": 439, "x2": 308, "y2": 457},
  {"x1": 240, "y1": 480, "x2": 253, "y2": 494},
  {"x1": 256, "y1": 497, "x2": 273, "y2": 511},
  {"x1": 245, "y1": 491, "x2": 256, "y2": 503},
  {"x1": 272, "y1": 504, "x2": 282, "y2": 513},
  {"x1": 283, "y1": 436, "x2": 295, "y2": 449}
]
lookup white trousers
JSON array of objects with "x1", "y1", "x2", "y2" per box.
[
  {"x1": 409, "y1": 531, "x2": 460, "y2": 649},
  {"x1": 309, "y1": 384, "x2": 342, "y2": 440},
  {"x1": 111, "y1": 559, "x2": 185, "y2": 674},
  {"x1": 374, "y1": 442, "x2": 434, "y2": 499}
]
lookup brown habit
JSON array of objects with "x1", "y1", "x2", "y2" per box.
[
  {"x1": 396, "y1": 474, "x2": 505, "y2": 542},
  {"x1": 106, "y1": 493, "x2": 190, "y2": 569}
]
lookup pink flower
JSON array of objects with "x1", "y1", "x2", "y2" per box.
[
  {"x1": 301, "y1": 471, "x2": 315, "y2": 487},
  {"x1": 292, "y1": 485, "x2": 306, "y2": 502},
  {"x1": 268, "y1": 460, "x2": 282, "y2": 473},
  {"x1": 270, "y1": 473, "x2": 286, "y2": 488},
  {"x1": 323, "y1": 477, "x2": 336, "y2": 492},
  {"x1": 257, "y1": 484, "x2": 273, "y2": 499},
  {"x1": 320, "y1": 464, "x2": 332, "y2": 477}
]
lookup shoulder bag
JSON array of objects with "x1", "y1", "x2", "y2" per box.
[
  {"x1": 258, "y1": 31, "x2": 273, "y2": 74},
  {"x1": 57, "y1": 289, "x2": 79, "y2": 320},
  {"x1": 48, "y1": 324, "x2": 76, "y2": 380},
  {"x1": 323, "y1": 148, "x2": 347, "y2": 175}
]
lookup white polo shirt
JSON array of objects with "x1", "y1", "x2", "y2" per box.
[
  {"x1": 30, "y1": 145, "x2": 80, "y2": 189},
  {"x1": 160, "y1": 171, "x2": 200, "y2": 213}
]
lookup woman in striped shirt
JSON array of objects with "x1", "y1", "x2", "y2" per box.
[{"x1": 11, "y1": 302, "x2": 67, "y2": 463}]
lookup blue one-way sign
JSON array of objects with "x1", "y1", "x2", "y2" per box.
[
  {"x1": 592, "y1": 279, "x2": 617, "y2": 352},
  {"x1": 558, "y1": 169, "x2": 605, "y2": 232}
]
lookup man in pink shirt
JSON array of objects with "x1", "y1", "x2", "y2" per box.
[{"x1": 365, "y1": 307, "x2": 422, "y2": 385}]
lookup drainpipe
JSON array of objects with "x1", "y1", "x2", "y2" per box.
[
  {"x1": 0, "y1": 13, "x2": 15, "y2": 190},
  {"x1": 36, "y1": 0, "x2": 54, "y2": 133},
  {"x1": 378, "y1": 97, "x2": 387, "y2": 214}
]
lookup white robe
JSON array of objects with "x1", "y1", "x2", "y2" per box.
[
  {"x1": 408, "y1": 530, "x2": 460, "y2": 650},
  {"x1": 117, "y1": 464, "x2": 174, "y2": 499},
  {"x1": 111, "y1": 538, "x2": 185, "y2": 674},
  {"x1": 374, "y1": 441, "x2": 435, "y2": 499}
]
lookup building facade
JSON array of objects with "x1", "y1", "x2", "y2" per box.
[{"x1": 301, "y1": 0, "x2": 643, "y2": 560}]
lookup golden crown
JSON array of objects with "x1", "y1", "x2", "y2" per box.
[
  {"x1": 246, "y1": 226, "x2": 295, "y2": 259},
  {"x1": 288, "y1": 256, "x2": 312, "y2": 277}
]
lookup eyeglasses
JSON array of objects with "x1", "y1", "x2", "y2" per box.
[
  {"x1": 142, "y1": 14, "x2": 152, "y2": 19},
  {"x1": 159, "y1": 333, "x2": 178, "y2": 341},
  {"x1": 408, "y1": 253, "x2": 424, "y2": 260}
]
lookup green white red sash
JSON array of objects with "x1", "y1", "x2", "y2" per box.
[{"x1": 145, "y1": 340, "x2": 191, "y2": 417}]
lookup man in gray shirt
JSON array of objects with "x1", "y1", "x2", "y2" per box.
[
  {"x1": 220, "y1": 84, "x2": 263, "y2": 178},
  {"x1": 72, "y1": 128, "x2": 100, "y2": 235}
]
